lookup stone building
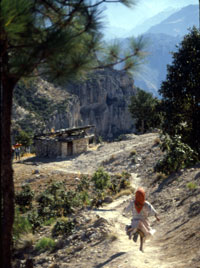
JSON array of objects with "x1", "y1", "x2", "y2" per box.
[{"x1": 34, "y1": 125, "x2": 95, "y2": 158}]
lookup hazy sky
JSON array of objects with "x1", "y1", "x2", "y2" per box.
[{"x1": 103, "y1": 0, "x2": 197, "y2": 30}]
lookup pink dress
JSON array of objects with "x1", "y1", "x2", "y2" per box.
[{"x1": 124, "y1": 200, "x2": 157, "y2": 238}]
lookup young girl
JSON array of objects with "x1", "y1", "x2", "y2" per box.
[{"x1": 124, "y1": 187, "x2": 160, "y2": 251}]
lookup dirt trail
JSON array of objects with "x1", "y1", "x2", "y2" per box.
[{"x1": 92, "y1": 173, "x2": 178, "y2": 268}]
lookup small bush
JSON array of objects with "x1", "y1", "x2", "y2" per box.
[
  {"x1": 130, "y1": 149, "x2": 137, "y2": 156},
  {"x1": 52, "y1": 218, "x2": 75, "y2": 237},
  {"x1": 187, "y1": 182, "x2": 197, "y2": 190},
  {"x1": 91, "y1": 190, "x2": 105, "y2": 208},
  {"x1": 155, "y1": 135, "x2": 198, "y2": 175},
  {"x1": 35, "y1": 237, "x2": 56, "y2": 252},
  {"x1": 76, "y1": 190, "x2": 91, "y2": 206},
  {"x1": 109, "y1": 172, "x2": 131, "y2": 194},
  {"x1": 91, "y1": 168, "x2": 111, "y2": 191},
  {"x1": 27, "y1": 210, "x2": 42, "y2": 232},
  {"x1": 37, "y1": 182, "x2": 75, "y2": 219},
  {"x1": 43, "y1": 217, "x2": 56, "y2": 226},
  {"x1": 76, "y1": 175, "x2": 90, "y2": 192},
  {"x1": 15, "y1": 185, "x2": 34, "y2": 211},
  {"x1": 13, "y1": 208, "x2": 32, "y2": 244}
]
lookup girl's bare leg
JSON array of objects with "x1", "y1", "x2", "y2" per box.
[
  {"x1": 140, "y1": 234, "x2": 144, "y2": 252},
  {"x1": 138, "y1": 229, "x2": 145, "y2": 252}
]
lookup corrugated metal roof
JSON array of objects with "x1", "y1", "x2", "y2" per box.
[{"x1": 34, "y1": 125, "x2": 95, "y2": 139}]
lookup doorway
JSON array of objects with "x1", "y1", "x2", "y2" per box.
[{"x1": 67, "y1": 141, "x2": 73, "y2": 155}]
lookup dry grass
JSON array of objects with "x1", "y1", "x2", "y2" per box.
[
  {"x1": 113, "y1": 188, "x2": 134, "y2": 199},
  {"x1": 156, "y1": 172, "x2": 168, "y2": 181},
  {"x1": 15, "y1": 233, "x2": 35, "y2": 250},
  {"x1": 154, "y1": 137, "x2": 161, "y2": 146},
  {"x1": 104, "y1": 232, "x2": 118, "y2": 242}
]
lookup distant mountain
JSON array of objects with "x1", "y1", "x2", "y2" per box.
[
  {"x1": 125, "y1": 7, "x2": 179, "y2": 37},
  {"x1": 134, "y1": 33, "x2": 182, "y2": 96},
  {"x1": 147, "y1": 5, "x2": 198, "y2": 37},
  {"x1": 132, "y1": 5, "x2": 199, "y2": 96},
  {"x1": 103, "y1": 26, "x2": 128, "y2": 40}
]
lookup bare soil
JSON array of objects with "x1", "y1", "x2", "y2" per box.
[{"x1": 13, "y1": 133, "x2": 200, "y2": 268}]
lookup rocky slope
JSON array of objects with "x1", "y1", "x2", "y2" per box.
[
  {"x1": 13, "y1": 133, "x2": 200, "y2": 268},
  {"x1": 13, "y1": 68, "x2": 136, "y2": 139}
]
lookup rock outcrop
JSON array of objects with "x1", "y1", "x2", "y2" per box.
[
  {"x1": 13, "y1": 68, "x2": 136, "y2": 139},
  {"x1": 66, "y1": 68, "x2": 136, "y2": 139}
]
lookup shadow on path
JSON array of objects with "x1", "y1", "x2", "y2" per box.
[
  {"x1": 93, "y1": 252, "x2": 126, "y2": 268},
  {"x1": 93, "y1": 208, "x2": 116, "y2": 212},
  {"x1": 18, "y1": 155, "x2": 79, "y2": 165}
]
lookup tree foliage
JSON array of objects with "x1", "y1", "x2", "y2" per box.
[
  {"x1": 1, "y1": 1, "x2": 146, "y2": 267},
  {"x1": 154, "y1": 135, "x2": 198, "y2": 175},
  {"x1": 159, "y1": 27, "x2": 200, "y2": 157},
  {"x1": 1, "y1": 0, "x2": 144, "y2": 84},
  {"x1": 129, "y1": 88, "x2": 162, "y2": 133},
  {"x1": 15, "y1": 130, "x2": 33, "y2": 148}
]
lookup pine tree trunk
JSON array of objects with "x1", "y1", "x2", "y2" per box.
[
  {"x1": 199, "y1": 0, "x2": 200, "y2": 30},
  {"x1": 0, "y1": 75, "x2": 16, "y2": 268},
  {"x1": 141, "y1": 119, "x2": 144, "y2": 134}
]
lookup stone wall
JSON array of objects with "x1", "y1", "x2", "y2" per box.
[
  {"x1": 73, "y1": 138, "x2": 89, "y2": 155},
  {"x1": 35, "y1": 137, "x2": 89, "y2": 158},
  {"x1": 35, "y1": 139, "x2": 61, "y2": 158}
]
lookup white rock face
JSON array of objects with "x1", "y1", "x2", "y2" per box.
[{"x1": 13, "y1": 68, "x2": 136, "y2": 139}]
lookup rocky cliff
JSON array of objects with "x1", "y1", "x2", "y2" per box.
[
  {"x1": 13, "y1": 68, "x2": 136, "y2": 139},
  {"x1": 66, "y1": 68, "x2": 136, "y2": 139}
]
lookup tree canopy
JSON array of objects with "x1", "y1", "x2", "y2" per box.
[
  {"x1": 1, "y1": 1, "x2": 146, "y2": 267},
  {"x1": 159, "y1": 27, "x2": 200, "y2": 156},
  {"x1": 1, "y1": 0, "x2": 145, "y2": 85},
  {"x1": 129, "y1": 88, "x2": 161, "y2": 133}
]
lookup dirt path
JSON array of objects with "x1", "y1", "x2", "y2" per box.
[{"x1": 91, "y1": 173, "x2": 177, "y2": 268}]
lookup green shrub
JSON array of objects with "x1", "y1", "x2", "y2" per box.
[
  {"x1": 36, "y1": 181, "x2": 90, "y2": 220},
  {"x1": 187, "y1": 182, "x2": 197, "y2": 190},
  {"x1": 37, "y1": 182, "x2": 74, "y2": 219},
  {"x1": 15, "y1": 130, "x2": 33, "y2": 147},
  {"x1": 13, "y1": 208, "x2": 32, "y2": 244},
  {"x1": 27, "y1": 210, "x2": 42, "y2": 232},
  {"x1": 155, "y1": 135, "x2": 198, "y2": 175},
  {"x1": 91, "y1": 190, "x2": 105, "y2": 207},
  {"x1": 109, "y1": 172, "x2": 131, "y2": 194},
  {"x1": 52, "y1": 218, "x2": 75, "y2": 237},
  {"x1": 130, "y1": 149, "x2": 137, "y2": 156},
  {"x1": 76, "y1": 190, "x2": 91, "y2": 206},
  {"x1": 15, "y1": 185, "x2": 34, "y2": 211},
  {"x1": 43, "y1": 217, "x2": 56, "y2": 226},
  {"x1": 35, "y1": 237, "x2": 56, "y2": 252},
  {"x1": 76, "y1": 175, "x2": 90, "y2": 192},
  {"x1": 91, "y1": 167, "x2": 111, "y2": 191}
]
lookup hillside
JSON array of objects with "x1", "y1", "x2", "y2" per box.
[{"x1": 13, "y1": 133, "x2": 200, "y2": 268}]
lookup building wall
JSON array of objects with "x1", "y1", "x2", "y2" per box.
[
  {"x1": 35, "y1": 137, "x2": 89, "y2": 158},
  {"x1": 35, "y1": 139, "x2": 61, "y2": 158},
  {"x1": 73, "y1": 138, "x2": 89, "y2": 154},
  {"x1": 61, "y1": 142, "x2": 68, "y2": 158}
]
